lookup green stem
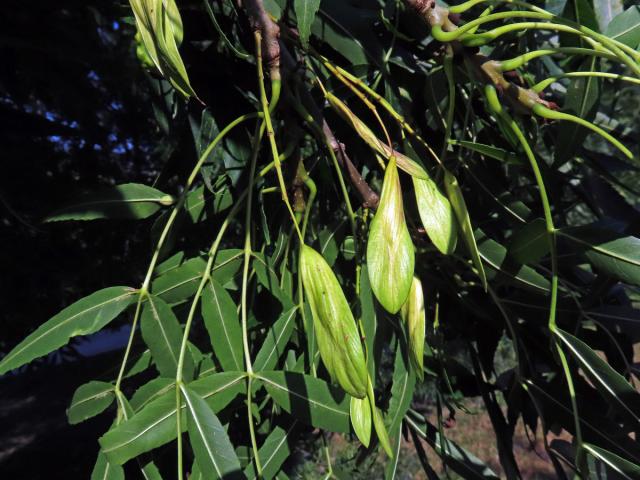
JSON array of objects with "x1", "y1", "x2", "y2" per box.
[
  {"x1": 449, "y1": 0, "x2": 640, "y2": 62},
  {"x1": 441, "y1": 50, "x2": 456, "y2": 162},
  {"x1": 532, "y1": 104, "x2": 633, "y2": 159},
  {"x1": 113, "y1": 111, "x2": 257, "y2": 395},
  {"x1": 498, "y1": 47, "x2": 618, "y2": 72},
  {"x1": 485, "y1": 84, "x2": 584, "y2": 460},
  {"x1": 240, "y1": 122, "x2": 265, "y2": 476},
  {"x1": 202, "y1": 0, "x2": 250, "y2": 60},
  {"x1": 255, "y1": 31, "x2": 303, "y2": 243},
  {"x1": 533, "y1": 71, "x2": 640, "y2": 92}
]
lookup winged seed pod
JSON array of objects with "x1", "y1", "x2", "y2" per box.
[
  {"x1": 401, "y1": 277, "x2": 426, "y2": 380},
  {"x1": 350, "y1": 395, "x2": 372, "y2": 447},
  {"x1": 367, "y1": 156, "x2": 415, "y2": 314},
  {"x1": 413, "y1": 176, "x2": 457, "y2": 255},
  {"x1": 300, "y1": 245, "x2": 368, "y2": 398}
]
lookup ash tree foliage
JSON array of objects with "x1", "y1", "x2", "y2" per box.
[{"x1": 2, "y1": 0, "x2": 640, "y2": 478}]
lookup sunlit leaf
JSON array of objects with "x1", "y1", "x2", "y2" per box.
[
  {"x1": 0, "y1": 287, "x2": 136, "y2": 375},
  {"x1": 413, "y1": 176, "x2": 457, "y2": 255},
  {"x1": 180, "y1": 384, "x2": 243, "y2": 479}
]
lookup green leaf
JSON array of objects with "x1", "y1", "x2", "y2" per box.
[
  {"x1": 254, "y1": 306, "x2": 298, "y2": 372},
  {"x1": 244, "y1": 422, "x2": 297, "y2": 479},
  {"x1": 100, "y1": 372, "x2": 245, "y2": 465},
  {"x1": 413, "y1": 176, "x2": 457, "y2": 255},
  {"x1": 202, "y1": 278, "x2": 244, "y2": 371},
  {"x1": 367, "y1": 157, "x2": 415, "y2": 313},
  {"x1": 141, "y1": 294, "x2": 194, "y2": 379},
  {"x1": 44, "y1": 183, "x2": 172, "y2": 222},
  {"x1": 294, "y1": 0, "x2": 321, "y2": 48},
  {"x1": 350, "y1": 395, "x2": 372, "y2": 447},
  {"x1": 451, "y1": 140, "x2": 522, "y2": 165},
  {"x1": 91, "y1": 451, "x2": 124, "y2": 480},
  {"x1": 67, "y1": 380, "x2": 115, "y2": 425},
  {"x1": 605, "y1": 6, "x2": 640, "y2": 48},
  {"x1": 554, "y1": 328, "x2": 640, "y2": 425},
  {"x1": 558, "y1": 226, "x2": 640, "y2": 286},
  {"x1": 153, "y1": 257, "x2": 207, "y2": 304},
  {"x1": 67, "y1": 381, "x2": 114, "y2": 425},
  {"x1": 583, "y1": 443, "x2": 640, "y2": 479},
  {"x1": 257, "y1": 371, "x2": 350, "y2": 433},
  {"x1": 561, "y1": 0, "x2": 599, "y2": 47},
  {"x1": 130, "y1": 377, "x2": 174, "y2": 411},
  {"x1": 0, "y1": 286, "x2": 136, "y2": 375},
  {"x1": 180, "y1": 384, "x2": 243, "y2": 479},
  {"x1": 507, "y1": 218, "x2": 549, "y2": 265},
  {"x1": 444, "y1": 170, "x2": 487, "y2": 290},
  {"x1": 153, "y1": 251, "x2": 242, "y2": 304}
]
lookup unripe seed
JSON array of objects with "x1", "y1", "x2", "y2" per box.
[{"x1": 300, "y1": 245, "x2": 368, "y2": 398}]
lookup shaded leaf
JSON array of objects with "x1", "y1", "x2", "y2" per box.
[
  {"x1": 294, "y1": 0, "x2": 321, "y2": 48},
  {"x1": 583, "y1": 443, "x2": 640, "y2": 479},
  {"x1": 254, "y1": 306, "x2": 298, "y2": 372},
  {"x1": 406, "y1": 412, "x2": 500, "y2": 479},
  {"x1": 451, "y1": 140, "x2": 522, "y2": 165},
  {"x1": 554, "y1": 328, "x2": 640, "y2": 425},
  {"x1": 141, "y1": 294, "x2": 194, "y2": 379},
  {"x1": 257, "y1": 371, "x2": 350, "y2": 433},
  {"x1": 0, "y1": 287, "x2": 136, "y2": 375},
  {"x1": 67, "y1": 381, "x2": 114, "y2": 425},
  {"x1": 558, "y1": 226, "x2": 640, "y2": 286},
  {"x1": 45, "y1": 183, "x2": 172, "y2": 222},
  {"x1": 508, "y1": 218, "x2": 549, "y2": 265}
]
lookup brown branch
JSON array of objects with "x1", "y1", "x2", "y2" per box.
[{"x1": 241, "y1": 0, "x2": 281, "y2": 80}]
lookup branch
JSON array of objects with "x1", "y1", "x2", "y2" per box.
[
  {"x1": 403, "y1": 0, "x2": 555, "y2": 112},
  {"x1": 241, "y1": 0, "x2": 281, "y2": 80}
]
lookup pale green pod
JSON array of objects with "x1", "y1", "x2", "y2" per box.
[
  {"x1": 367, "y1": 156, "x2": 415, "y2": 314},
  {"x1": 401, "y1": 277, "x2": 426, "y2": 380},
  {"x1": 300, "y1": 245, "x2": 368, "y2": 398},
  {"x1": 413, "y1": 176, "x2": 457, "y2": 255},
  {"x1": 350, "y1": 395, "x2": 372, "y2": 447}
]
